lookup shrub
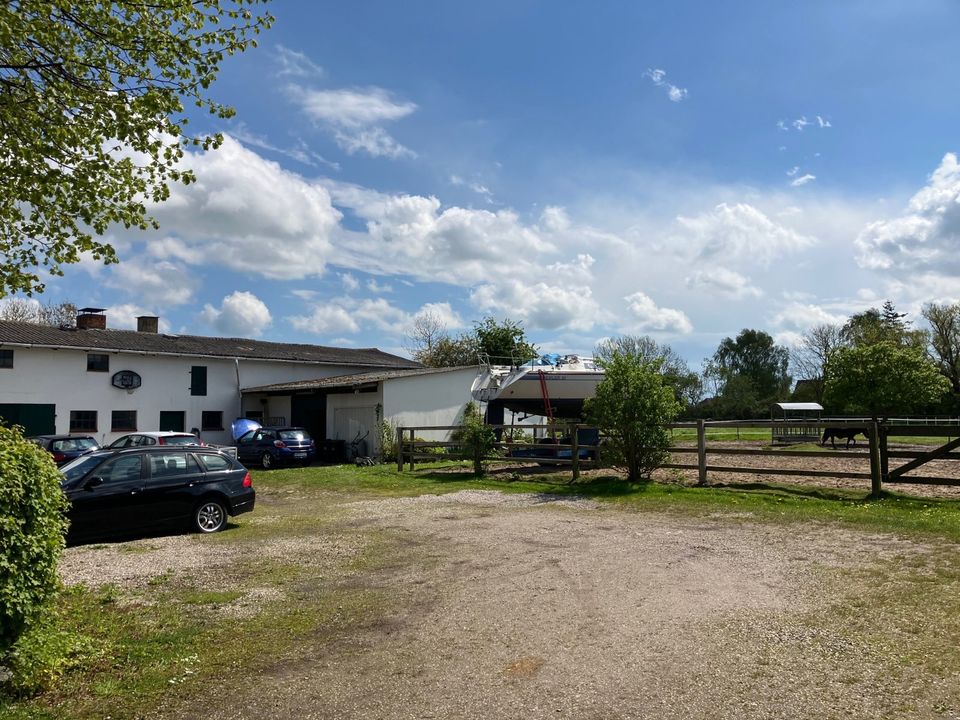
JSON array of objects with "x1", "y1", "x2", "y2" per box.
[
  {"x1": 0, "y1": 424, "x2": 68, "y2": 693},
  {"x1": 585, "y1": 353, "x2": 682, "y2": 481},
  {"x1": 451, "y1": 402, "x2": 497, "y2": 475}
]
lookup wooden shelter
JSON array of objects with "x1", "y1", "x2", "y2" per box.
[{"x1": 770, "y1": 402, "x2": 823, "y2": 443}]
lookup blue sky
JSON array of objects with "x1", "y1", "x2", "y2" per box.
[{"x1": 14, "y1": 0, "x2": 960, "y2": 368}]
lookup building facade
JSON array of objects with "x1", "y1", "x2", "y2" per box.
[{"x1": 0, "y1": 311, "x2": 420, "y2": 446}]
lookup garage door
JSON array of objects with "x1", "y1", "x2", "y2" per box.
[{"x1": 0, "y1": 403, "x2": 56, "y2": 436}]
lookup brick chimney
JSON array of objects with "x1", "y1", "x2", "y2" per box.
[
  {"x1": 136, "y1": 316, "x2": 159, "y2": 333},
  {"x1": 76, "y1": 308, "x2": 106, "y2": 330}
]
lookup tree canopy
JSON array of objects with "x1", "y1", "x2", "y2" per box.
[
  {"x1": 703, "y1": 329, "x2": 790, "y2": 418},
  {"x1": 841, "y1": 301, "x2": 926, "y2": 350},
  {"x1": 823, "y1": 342, "x2": 950, "y2": 417},
  {"x1": 923, "y1": 301, "x2": 960, "y2": 395},
  {"x1": 406, "y1": 315, "x2": 538, "y2": 368},
  {"x1": 0, "y1": 0, "x2": 273, "y2": 296},
  {"x1": 594, "y1": 335, "x2": 701, "y2": 406}
]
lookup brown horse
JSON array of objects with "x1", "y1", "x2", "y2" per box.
[{"x1": 821, "y1": 428, "x2": 864, "y2": 449}]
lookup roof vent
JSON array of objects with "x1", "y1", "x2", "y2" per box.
[
  {"x1": 136, "y1": 316, "x2": 159, "y2": 333},
  {"x1": 76, "y1": 307, "x2": 106, "y2": 330}
]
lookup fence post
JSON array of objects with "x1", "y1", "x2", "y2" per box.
[
  {"x1": 879, "y1": 423, "x2": 889, "y2": 485},
  {"x1": 868, "y1": 421, "x2": 882, "y2": 497},
  {"x1": 396, "y1": 426, "x2": 404, "y2": 472},
  {"x1": 571, "y1": 425, "x2": 580, "y2": 482},
  {"x1": 408, "y1": 428, "x2": 416, "y2": 471},
  {"x1": 697, "y1": 419, "x2": 707, "y2": 485}
]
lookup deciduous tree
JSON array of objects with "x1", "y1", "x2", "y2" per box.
[
  {"x1": 595, "y1": 335, "x2": 701, "y2": 406},
  {"x1": 0, "y1": 1, "x2": 273, "y2": 296},
  {"x1": 923, "y1": 302, "x2": 960, "y2": 394},
  {"x1": 823, "y1": 342, "x2": 950, "y2": 417}
]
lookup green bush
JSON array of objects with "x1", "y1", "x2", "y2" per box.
[
  {"x1": 0, "y1": 424, "x2": 69, "y2": 693},
  {"x1": 585, "y1": 353, "x2": 682, "y2": 481},
  {"x1": 451, "y1": 402, "x2": 497, "y2": 475}
]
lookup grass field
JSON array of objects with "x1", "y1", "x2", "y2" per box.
[{"x1": 3, "y1": 462, "x2": 960, "y2": 719}]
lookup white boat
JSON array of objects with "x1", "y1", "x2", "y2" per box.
[{"x1": 471, "y1": 354, "x2": 604, "y2": 419}]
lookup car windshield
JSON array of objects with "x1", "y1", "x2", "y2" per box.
[
  {"x1": 52, "y1": 438, "x2": 97, "y2": 452},
  {"x1": 279, "y1": 430, "x2": 309, "y2": 441},
  {"x1": 60, "y1": 454, "x2": 107, "y2": 484}
]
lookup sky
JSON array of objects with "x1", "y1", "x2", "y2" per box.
[{"x1": 13, "y1": 0, "x2": 960, "y2": 368}]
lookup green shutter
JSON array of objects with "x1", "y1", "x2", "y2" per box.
[{"x1": 190, "y1": 366, "x2": 207, "y2": 396}]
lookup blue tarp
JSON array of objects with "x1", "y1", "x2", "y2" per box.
[{"x1": 231, "y1": 418, "x2": 261, "y2": 441}]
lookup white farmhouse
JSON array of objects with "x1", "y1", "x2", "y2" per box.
[{"x1": 0, "y1": 309, "x2": 422, "y2": 448}]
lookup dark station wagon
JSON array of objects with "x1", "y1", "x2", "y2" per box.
[
  {"x1": 235, "y1": 426, "x2": 316, "y2": 469},
  {"x1": 60, "y1": 446, "x2": 255, "y2": 539}
]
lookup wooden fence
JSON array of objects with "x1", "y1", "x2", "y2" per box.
[{"x1": 396, "y1": 419, "x2": 960, "y2": 495}]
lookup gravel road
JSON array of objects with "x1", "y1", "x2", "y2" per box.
[{"x1": 61, "y1": 488, "x2": 960, "y2": 720}]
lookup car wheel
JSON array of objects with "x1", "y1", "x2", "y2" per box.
[
  {"x1": 194, "y1": 499, "x2": 227, "y2": 533},
  {"x1": 261, "y1": 451, "x2": 274, "y2": 469}
]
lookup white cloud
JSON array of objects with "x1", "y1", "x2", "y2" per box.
[
  {"x1": 289, "y1": 304, "x2": 359, "y2": 335},
  {"x1": 275, "y1": 46, "x2": 324, "y2": 78},
  {"x1": 144, "y1": 136, "x2": 341, "y2": 280},
  {"x1": 292, "y1": 87, "x2": 417, "y2": 158},
  {"x1": 471, "y1": 279, "x2": 601, "y2": 332},
  {"x1": 855, "y1": 153, "x2": 960, "y2": 277},
  {"x1": 414, "y1": 302, "x2": 464, "y2": 330},
  {"x1": 786, "y1": 166, "x2": 800, "y2": 177},
  {"x1": 685, "y1": 267, "x2": 762, "y2": 299},
  {"x1": 791, "y1": 173, "x2": 817, "y2": 187},
  {"x1": 793, "y1": 116, "x2": 811, "y2": 131},
  {"x1": 676, "y1": 202, "x2": 816, "y2": 266},
  {"x1": 540, "y1": 206, "x2": 571, "y2": 232},
  {"x1": 333, "y1": 126, "x2": 415, "y2": 159},
  {"x1": 642, "y1": 68, "x2": 688, "y2": 102},
  {"x1": 816, "y1": 115, "x2": 832, "y2": 128},
  {"x1": 340, "y1": 273, "x2": 359, "y2": 291},
  {"x1": 769, "y1": 302, "x2": 846, "y2": 330},
  {"x1": 622, "y1": 292, "x2": 692, "y2": 334},
  {"x1": 108, "y1": 259, "x2": 197, "y2": 306},
  {"x1": 778, "y1": 115, "x2": 831, "y2": 132},
  {"x1": 104, "y1": 304, "x2": 172, "y2": 333},
  {"x1": 200, "y1": 291, "x2": 272, "y2": 337},
  {"x1": 229, "y1": 123, "x2": 339, "y2": 170},
  {"x1": 366, "y1": 279, "x2": 392, "y2": 294}
]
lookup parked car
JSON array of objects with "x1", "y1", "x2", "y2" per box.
[
  {"x1": 29, "y1": 434, "x2": 100, "y2": 466},
  {"x1": 235, "y1": 426, "x2": 316, "y2": 469},
  {"x1": 59, "y1": 446, "x2": 255, "y2": 538},
  {"x1": 108, "y1": 431, "x2": 202, "y2": 448}
]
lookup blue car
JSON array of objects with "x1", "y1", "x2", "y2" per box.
[{"x1": 235, "y1": 426, "x2": 316, "y2": 469}]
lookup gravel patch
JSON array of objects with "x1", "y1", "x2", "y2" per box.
[{"x1": 147, "y1": 489, "x2": 959, "y2": 720}]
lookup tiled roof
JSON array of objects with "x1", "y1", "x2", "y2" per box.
[
  {"x1": 0, "y1": 320, "x2": 421, "y2": 368},
  {"x1": 242, "y1": 366, "x2": 477, "y2": 393}
]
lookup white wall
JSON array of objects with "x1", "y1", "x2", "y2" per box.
[
  {"x1": 326, "y1": 390, "x2": 383, "y2": 451},
  {"x1": 0, "y1": 345, "x2": 393, "y2": 446},
  {"x1": 383, "y1": 368, "x2": 477, "y2": 441}
]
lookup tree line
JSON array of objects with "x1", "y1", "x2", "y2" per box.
[{"x1": 409, "y1": 300, "x2": 960, "y2": 420}]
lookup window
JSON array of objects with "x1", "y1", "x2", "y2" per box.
[
  {"x1": 198, "y1": 453, "x2": 231, "y2": 472},
  {"x1": 159, "y1": 411, "x2": 185, "y2": 432},
  {"x1": 190, "y1": 366, "x2": 207, "y2": 396},
  {"x1": 69, "y1": 410, "x2": 97, "y2": 433},
  {"x1": 111, "y1": 410, "x2": 137, "y2": 432},
  {"x1": 87, "y1": 353, "x2": 109, "y2": 372},
  {"x1": 0, "y1": 349, "x2": 12, "y2": 368},
  {"x1": 201, "y1": 411, "x2": 223, "y2": 431},
  {"x1": 97, "y1": 455, "x2": 142, "y2": 484},
  {"x1": 148, "y1": 452, "x2": 200, "y2": 478}
]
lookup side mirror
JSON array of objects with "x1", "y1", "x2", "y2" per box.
[{"x1": 84, "y1": 476, "x2": 104, "y2": 491}]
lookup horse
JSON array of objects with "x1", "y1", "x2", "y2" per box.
[{"x1": 821, "y1": 428, "x2": 864, "y2": 449}]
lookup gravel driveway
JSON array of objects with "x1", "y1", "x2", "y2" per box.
[{"x1": 60, "y1": 488, "x2": 960, "y2": 720}]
